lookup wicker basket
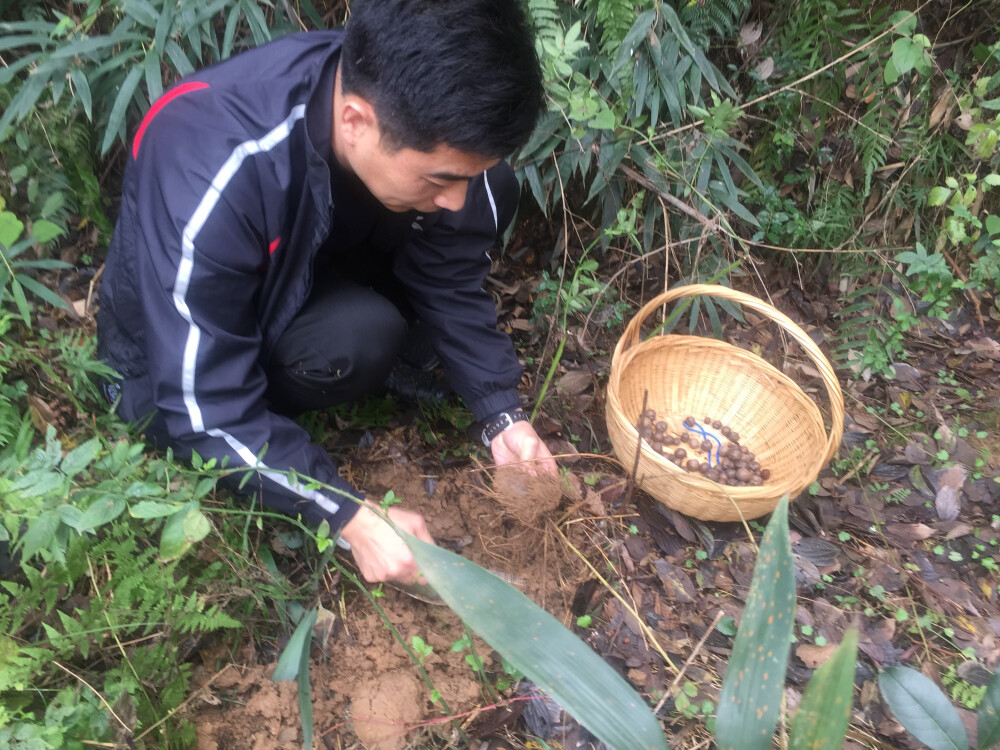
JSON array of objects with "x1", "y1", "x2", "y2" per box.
[{"x1": 606, "y1": 284, "x2": 843, "y2": 522}]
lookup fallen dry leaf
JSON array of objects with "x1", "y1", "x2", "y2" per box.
[
  {"x1": 755, "y1": 57, "x2": 775, "y2": 81},
  {"x1": 886, "y1": 523, "x2": 935, "y2": 542},
  {"x1": 935, "y1": 465, "x2": 967, "y2": 522},
  {"x1": 739, "y1": 21, "x2": 762, "y2": 46},
  {"x1": 796, "y1": 642, "x2": 839, "y2": 669}
]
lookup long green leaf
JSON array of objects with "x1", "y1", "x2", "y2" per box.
[
  {"x1": 978, "y1": 670, "x2": 1000, "y2": 749},
  {"x1": 879, "y1": 666, "x2": 969, "y2": 750},
  {"x1": 789, "y1": 629, "x2": 859, "y2": 750},
  {"x1": 10, "y1": 276, "x2": 31, "y2": 326},
  {"x1": 272, "y1": 606, "x2": 317, "y2": 682},
  {"x1": 404, "y1": 534, "x2": 668, "y2": 750},
  {"x1": 101, "y1": 65, "x2": 144, "y2": 155},
  {"x1": 715, "y1": 495, "x2": 795, "y2": 750},
  {"x1": 15, "y1": 273, "x2": 69, "y2": 310}
]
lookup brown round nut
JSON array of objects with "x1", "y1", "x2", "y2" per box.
[
  {"x1": 707, "y1": 469, "x2": 720, "y2": 482},
  {"x1": 760, "y1": 468, "x2": 771, "y2": 480},
  {"x1": 640, "y1": 426, "x2": 653, "y2": 439},
  {"x1": 684, "y1": 416, "x2": 696, "y2": 427},
  {"x1": 736, "y1": 467, "x2": 751, "y2": 482},
  {"x1": 686, "y1": 459, "x2": 700, "y2": 472},
  {"x1": 721, "y1": 425, "x2": 732, "y2": 437},
  {"x1": 674, "y1": 448, "x2": 687, "y2": 460},
  {"x1": 749, "y1": 476, "x2": 763, "y2": 486},
  {"x1": 655, "y1": 420, "x2": 668, "y2": 433},
  {"x1": 698, "y1": 463, "x2": 710, "y2": 475},
  {"x1": 712, "y1": 420, "x2": 722, "y2": 430},
  {"x1": 718, "y1": 444, "x2": 730, "y2": 458},
  {"x1": 645, "y1": 409, "x2": 656, "y2": 421},
  {"x1": 699, "y1": 440, "x2": 711, "y2": 452},
  {"x1": 650, "y1": 440, "x2": 663, "y2": 454},
  {"x1": 730, "y1": 431, "x2": 740, "y2": 443}
]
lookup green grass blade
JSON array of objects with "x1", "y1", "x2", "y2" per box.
[
  {"x1": 879, "y1": 666, "x2": 969, "y2": 750},
  {"x1": 272, "y1": 606, "x2": 317, "y2": 746},
  {"x1": 978, "y1": 670, "x2": 1000, "y2": 749},
  {"x1": 715, "y1": 495, "x2": 795, "y2": 750},
  {"x1": 296, "y1": 620, "x2": 314, "y2": 749},
  {"x1": 403, "y1": 533, "x2": 668, "y2": 750},
  {"x1": 272, "y1": 606, "x2": 317, "y2": 682},
  {"x1": 789, "y1": 629, "x2": 858, "y2": 750}
]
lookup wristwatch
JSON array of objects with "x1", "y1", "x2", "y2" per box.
[{"x1": 481, "y1": 408, "x2": 529, "y2": 447}]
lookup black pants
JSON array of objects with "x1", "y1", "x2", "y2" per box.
[{"x1": 264, "y1": 277, "x2": 409, "y2": 417}]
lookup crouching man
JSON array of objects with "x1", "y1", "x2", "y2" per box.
[{"x1": 97, "y1": 0, "x2": 557, "y2": 584}]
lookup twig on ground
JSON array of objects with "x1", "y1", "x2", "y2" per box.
[
  {"x1": 623, "y1": 389, "x2": 649, "y2": 509},
  {"x1": 555, "y1": 524, "x2": 678, "y2": 674},
  {"x1": 654, "y1": 609, "x2": 725, "y2": 716}
]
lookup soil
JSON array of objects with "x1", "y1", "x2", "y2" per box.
[{"x1": 190, "y1": 451, "x2": 612, "y2": 749}]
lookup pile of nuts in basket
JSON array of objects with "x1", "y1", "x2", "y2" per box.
[{"x1": 635, "y1": 411, "x2": 771, "y2": 486}]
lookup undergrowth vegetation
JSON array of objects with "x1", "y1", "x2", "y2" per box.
[{"x1": 1, "y1": 0, "x2": 1000, "y2": 747}]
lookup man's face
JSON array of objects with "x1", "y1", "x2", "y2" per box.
[{"x1": 352, "y1": 135, "x2": 498, "y2": 215}]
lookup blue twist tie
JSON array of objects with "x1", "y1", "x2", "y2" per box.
[{"x1": 683, "y1": 420, "x2": 723, "y2": 468}]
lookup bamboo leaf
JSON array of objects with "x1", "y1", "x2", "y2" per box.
[
  {"x1": 101, "y1": 65, "x2": 144, "y2": 155},
  {"x1": 879, "y1": 666, "x2": 969, "y2": 750},
  {"x1": 11, "y1": 276, "x2": 31, "y2": 326},
  {"x1": 789, "y1": 629, "x2": 859, "y2": 750},
  {"x1": 404, "y1": 534, "x2": 668, "y2": 750},
  {"x1": 977, "y1": 670, "x2": 1000, "y2": 749},
  {"x1": 164, "y1": 40, "x2": 195, "y2": 75},
  {"x1": 69, "y1": 67, "x2": 93, "y2": 120},
  {"x1": 15, "y1": 274, "x2": 69, "y2": 310},
  {"x1": 716, "y1": 495, "x2": 795, "y2": 750}
]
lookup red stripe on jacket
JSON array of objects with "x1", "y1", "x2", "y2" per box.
[{"x1": 132, "y1": 82, "x2": 211, "y2": 159}]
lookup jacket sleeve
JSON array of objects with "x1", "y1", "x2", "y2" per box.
[
  {"x1": 126, "y1": 100, "x2": 362, "y2": 532},
  {"x1": 392, "y1": 162, "x2": 523, "y2": 423}
]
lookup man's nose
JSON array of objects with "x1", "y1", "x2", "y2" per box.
[{"x1": 433, "y1": 181, "x2": 468, "y2": 212}]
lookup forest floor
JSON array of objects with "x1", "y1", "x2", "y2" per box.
[{"x1": 166, "y1": 234, "x2": 1000, "y2": 750}]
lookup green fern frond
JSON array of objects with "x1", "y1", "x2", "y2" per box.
[
  {"x1": 526, "y1": 0, "x2": 562, "y2": 44},
  {"x1": 584, "y1": 0, "x2": 650, "y2": 56},
  {"x1": 678, "y1": 0, "x2": 749, "y2": 40}
]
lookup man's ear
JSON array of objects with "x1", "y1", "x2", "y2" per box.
[{"x1": 338, "y1": 95, "x2": 378, "y2": 147}]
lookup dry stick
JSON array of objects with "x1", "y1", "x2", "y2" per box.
[
  {"x1": 836, "y1": 447, "x2": 879, "y2": 484},
  {"x1": 133, "y1": 665, "x2": 241, "y2": 742},
  {"x1": 622, "y1": 163, "x2": 885, "y2": 255},
  {"x1": 556, "y1": 527, "x2": 679, "y2": 674},
  {"x1": 620, "y1": 164, "x2": 719, "y2": 233},
  {"x1": 653, "y1": 610, "x2": 725, "y2": 716},
  {"x1": 623, "y1": 389, "x2": 649, "y2": 509},
  {"x1": 652, "y1": 3, "x2": 933, "y2": 144},
  {"x1": 52, "y1": 660, "x2": 131, "y2": 733},
  {"x1": 85, "y1": 262, "x2": 104, "y2": 316}
]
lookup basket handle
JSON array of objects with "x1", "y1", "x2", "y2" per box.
[{"x1": 618, "y1": 284, "x2": 844, "y2": 466}]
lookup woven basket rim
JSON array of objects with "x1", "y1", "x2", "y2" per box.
[
  {"x1": 607, "y1": 335, "x2": 827, "y2": 498},
  {"x1": 604, "y1": 285, "x2": 844, "y2": 520}
]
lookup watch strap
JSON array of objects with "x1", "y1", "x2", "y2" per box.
[{"x1": 481, "y1": 408, "x2": 529, "y2": 446}]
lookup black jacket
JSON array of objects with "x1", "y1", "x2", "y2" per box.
[{"x1": 97, "y1": 31, "x2": 523, "y2": 532}]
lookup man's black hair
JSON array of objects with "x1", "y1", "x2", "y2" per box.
[{"x1": 341, "y1": 0, "x2": 544, "y2": 159}]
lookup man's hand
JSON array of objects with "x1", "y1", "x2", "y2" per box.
[
  {"x1": 489, "y1": 420, "x2": 558, "y2": 476},
  {"x1": 339, "y1": 500, "x2": 435, "y2": 583}
]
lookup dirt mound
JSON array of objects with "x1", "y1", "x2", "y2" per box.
[
  {"x1": 490, "y1": 467, "x2": 563, "y2": 525},
  {"x1": 192, "y1": 454, "x2": 592, "y2": 748}
]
